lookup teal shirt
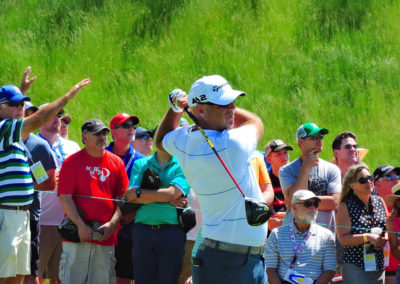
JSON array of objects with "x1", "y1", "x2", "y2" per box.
[{"x1": 129, "y1": 153, "x2": 190, "y2": 225}]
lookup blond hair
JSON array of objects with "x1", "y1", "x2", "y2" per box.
[{"x1": 340, "y1": 163, "x2": 370, "y2": 203}]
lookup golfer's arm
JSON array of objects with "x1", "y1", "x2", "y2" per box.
[
  {"x1": 155, "y1": 108, "x2": 182, "y2": 151},
  {"x1": 233, "y1": 108, "x2": 263, "y2": 141}
]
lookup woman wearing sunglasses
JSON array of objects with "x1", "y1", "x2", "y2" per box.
[{"x1": 336, "y1": 163, "x2": 388, "y2": 283}]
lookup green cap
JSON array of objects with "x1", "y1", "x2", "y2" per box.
[{"x1": 296, "y1": 122, "x2": 329, "y2": 139}]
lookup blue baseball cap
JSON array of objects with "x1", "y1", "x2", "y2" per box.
[{"x1": 0, "y1": 85, "x2": 31, "y2": 103}]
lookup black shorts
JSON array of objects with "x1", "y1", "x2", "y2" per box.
[
  {"x1": 30, "y1": 219, "x2": 40, "y2": 275},
  {"x1": 115, "y1": 234, "x2": 134, "y2": 279}
]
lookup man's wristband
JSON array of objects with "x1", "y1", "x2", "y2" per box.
[{"x1": 363, "y1": 234, "x2": 368, "y2": 243}]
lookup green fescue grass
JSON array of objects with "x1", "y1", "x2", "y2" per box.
[{"x1": 1, "y1": 0, "x2": 400, "y2": 170}]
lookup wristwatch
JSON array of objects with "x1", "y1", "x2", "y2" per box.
[{"x1": 135, "y1": 189, "x2": 142, "y2": 198}]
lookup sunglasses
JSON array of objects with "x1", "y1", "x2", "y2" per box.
[
  {"x1": 383, "y1": 175, "x2": 399, "y2": 181},
  {"x1": 354, "y1": 175, "x2": 374, "y2": 184},
  {"x1": 306, "y1": 134, "x2": 324, "y2": 141},
  {"x1": 93, "y1": 130, "x2": 109, "y2": 136},
  {"x1": 296, "y1": 199, "x2": 320, "y2": 208},
  {"x1": 344, "y1": 144, "x2": 358, "y2": 150},
  {"x1": 201, "y1": 102, "x2": 232, "y2": 110},
  {"x1": 56, "y1": 113, "x2": 64, "y2": 118},
  {"x1": 1, "y1": 101, "x2": 25, "y2": 107},
  {"x1": 114, "y1": 123, "x2": 137, "y2": 129},
  {"x1": 137, "y1": 135, "x2": 152, "y2": 140}
]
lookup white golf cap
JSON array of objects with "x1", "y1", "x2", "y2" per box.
[
  {"x1": 292, "y1": 190, "x2": 321, "y2": 204},
  {"x1": 187, "y1": 75, "x2": 246, "y2": 107}
]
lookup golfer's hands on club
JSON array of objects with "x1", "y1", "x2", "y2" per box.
[{"x1": 169, "y1": 88, "x2": 188, "y2": 111}]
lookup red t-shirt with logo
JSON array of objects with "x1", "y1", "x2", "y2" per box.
[{"x1": 58, "y1": 149, "x2": 128, "y2": 246}]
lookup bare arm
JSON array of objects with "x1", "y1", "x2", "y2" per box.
[
  {"x1": 386, "y1": 210, "x2": 400, "y2": 259},
  {"x1": 314, "y1": 270, "x2": 335, "y2": 284},
  {"x1": 262, "y1": 183, "x2": 274, "y2": 204},
  {"x1": 125, "y1": 185, "x2": 184, "y2": 204},
  {"x1": 19, "y1": 66, "x2": 37, "y2": 95},
  {"x1": 233, "y1": 108, "x2": 264, "y2": 141},
  {"x1": 266, "y1": 268, "x2": 282, "y2": 284},
  {"x1": 21, "y1": 78, "x2": 90, "y2": 140},
  {"x1": 59, "y1": 194, "x2": 93, "y2": 242},
  {"x1": 154, "y1": 108, "x2": 182, "y2": 152},
  {"x1": 316, "y1": 193, "x2": 340, "y2": 211}
]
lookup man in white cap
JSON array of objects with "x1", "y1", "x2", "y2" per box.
[
  {"x1": 266, "y1": 190, "x2": 336, "y2": 284},
  {"x1": 155, "y1": 75, "x2": 268, "y2": 283}
]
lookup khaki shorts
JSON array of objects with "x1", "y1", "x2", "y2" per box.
[
  {"x1": 0, "y1": 208, "x2": 30, "y2": 278},
  {"x1": 59, "y1": 242, "x2": 116, "y2": 284},
  {"x1": 38, "y1": 225, "x2": 62, "y2": 279}
]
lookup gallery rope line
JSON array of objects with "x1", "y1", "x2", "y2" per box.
[{"x1": 35, "y1": 189, "x2": 399, "y2": 234}]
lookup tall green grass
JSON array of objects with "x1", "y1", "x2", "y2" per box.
[{"x1": 1, "y1": 0, "x2": 399, "y2": 169}]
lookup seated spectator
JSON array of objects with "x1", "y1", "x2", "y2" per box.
[
  {"x1": 265, "y1": 190, "x2": 336, "y2": 283},
  {"x1": 336, "y1": 163, "x2": 387, "y2": 283}
]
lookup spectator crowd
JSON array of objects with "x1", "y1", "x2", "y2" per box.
[{"x1": 1, "y1": 67, "x2": 400, "y2": 284}]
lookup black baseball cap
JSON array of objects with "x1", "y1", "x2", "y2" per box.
[
  {"x1": 373, "y1": 164, "x2": 400, "y2": 181},
  {"x1": 81, "y1": 119, "x2": 110, "y2": 134},
  {"x1": 264, "y1": 139, "x2": 293, "y2": 156}
]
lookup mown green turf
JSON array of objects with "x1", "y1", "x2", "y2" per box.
[{"x1": 1, "y1": 0, "x2": 399, "y2": 169}]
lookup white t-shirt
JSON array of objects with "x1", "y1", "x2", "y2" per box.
[
  {"x1": 40, "y1": 136, "x2": 80, "y2": 226},
  {"x1": 163, "y1": 125, "x2": 268, "y2": 247}
]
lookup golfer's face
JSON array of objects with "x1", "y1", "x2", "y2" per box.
[{"x1": 204, "y1": 102, "x2": 235, "y2": 131}]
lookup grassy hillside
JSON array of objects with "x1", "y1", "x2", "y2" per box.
[{"x1": 1, "y1": 0, "x2": 399, "y2": 169}]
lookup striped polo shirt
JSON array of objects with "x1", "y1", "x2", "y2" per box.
[
  {"x1": 265, "y1": 222, "x2": 336, "y2": 280},
  {"x1": 0, "y1": 119, "x2": 34, "y2": 206}
]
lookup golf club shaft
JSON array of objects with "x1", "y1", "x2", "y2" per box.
[{"x1": 184, "y1": 107, "x2": 246, "y2": 198}]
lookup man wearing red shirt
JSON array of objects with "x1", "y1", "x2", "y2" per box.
[{"x1": 58, "y1": 119, "x2": 129, "y2": 284}]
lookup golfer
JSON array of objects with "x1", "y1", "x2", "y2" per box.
[{"x1": 155, "y1": 75, "x2": 268, "y2": 283}]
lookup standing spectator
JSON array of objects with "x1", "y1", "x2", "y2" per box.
[
  {"x1": 336, "y1": 163, "x2": 387, "y2": 283},
  {"x1": 60, "y1": 115, "x2": 71, "y2": 139},
  {"x1": 24, "y1": 101, "x2": 39, "y2": 117},
  {"x1": 125, "y1": 148, "x2": 190, "y2": 284},
  {"x1": 264, "y1": 139, "x2": 293, "y2": 231},
  {"x1": 106, "y1": 113, "x2": 143, "y2": 284},
  {"x1": 37, "y1": 106, "x2": 80, "y2": 284},
  {"x1": 0, "y1": 78, "x2": 90, "y2": 283},
  {"x1": 266, "y1": 190, "x2": 336, "y2": 283},
  {"x1": 132, "y1": 127, "x2": 154, "y2": 156},
  {"x1": 373, "y1": 165, "x2": 400, "y2": 284},
  {"x1": 23, "y1": 103, "x2": 57, "y2": 284},
  {"x1": 279, "y1": 122, "x2": 341, "y2": 233},
  {"x1": 58, "y1": 119, "x2": 129, "y2": 284},
  {"x1": 155, "y1": 75, "x2": 268, "y2": 283}
]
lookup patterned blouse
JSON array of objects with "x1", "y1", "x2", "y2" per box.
[{"x1": 343, "y1": 193, "x2": 386, "y2": 271}]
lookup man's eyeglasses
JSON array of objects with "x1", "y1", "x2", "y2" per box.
[
  {"x1": 1, "y1": 101, "x2": 25, "y2": 108},
  {"x1": 382, "y1": 175, "x2": 399, "y2": 181},
  {"x1": 354, "y1": 175, "x2": 374, "y2": 184},
  {"x1": 344, "y1": 144, "x2": 358, "y2": 150},
  {"x1": 296, "y1": 199, "x2": 320, "y2": 208},
  {"x1": 114, "y1": 123, "x2": 137, "y2": 129},
  {"x1": 137, "y1": 135, "x2": 152, "y2": 140},
  {"x1": 93, "y1": 130, "x2": 109, "y2": 136},
  {"x1": 307, "y1": 134, "x2": 324, "y2": 141}
]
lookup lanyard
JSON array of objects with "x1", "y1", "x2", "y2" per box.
[
  {"x1": 289, "y1": 224, "x2": 312, "y2": 269},
  {"x1": 38, "y1": 133, "x2": 66, "y2": 162}
]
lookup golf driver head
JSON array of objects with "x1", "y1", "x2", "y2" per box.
[{"x1": 245, "y1": 197, "x2": 275, "y2": 226}]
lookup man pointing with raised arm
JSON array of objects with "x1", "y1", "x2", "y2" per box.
[
  {"x1": 155, "y1": 75, "x2": 268, "y2": 284},
  {"x1": 0, "y1": 78, "x2": 90, "y2": 284}
]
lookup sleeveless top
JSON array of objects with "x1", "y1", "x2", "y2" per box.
[{"x1": 343, "y1": 193, "x2": 386, "y2": 271}]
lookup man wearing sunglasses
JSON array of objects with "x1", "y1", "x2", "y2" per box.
[
  {"x1": 266, "y1": 190, "x2": 336, "y2": 284},
  {"x1": 132, "y1": 127, "x2": 154, "y2": 156},
  {"x1": 58, "y1": 119, "x2": 129, "y2": 284},
  {"x1": 332, "y1": 131, "x2": 361, "y2": 178},
  {"x1": 0, "y1": 77, "x2": 90, "y2": 283},
  {"x1": 279, "y1": 122, "x2": 341, "y2": 234},
  {"x1": 106, "y1": 113, "x2": 143, "y2": 284},
  {"x1": 155, "y1": 75, "x2": 268, "y2": 283}
]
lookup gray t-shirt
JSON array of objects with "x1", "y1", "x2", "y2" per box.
[{"x1": 279, "y1": 157, "x2": 341, "y2": 232}]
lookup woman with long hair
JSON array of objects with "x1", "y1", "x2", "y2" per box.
[{"x1": 336, "y1": 163, "x2": 388, "y2": 283}]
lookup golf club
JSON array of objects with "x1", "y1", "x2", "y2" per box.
[{"x1": 184, "y1": 107, "x2": 274, "y2": 226}]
